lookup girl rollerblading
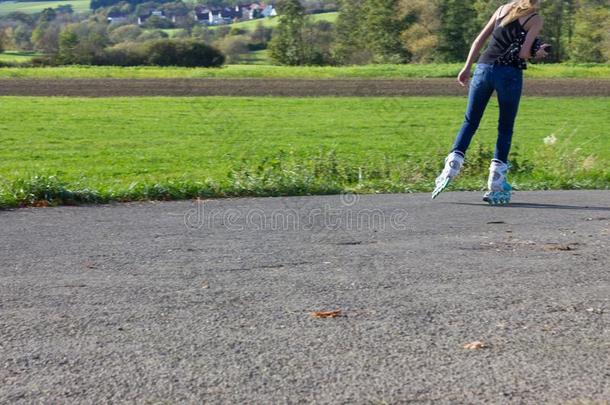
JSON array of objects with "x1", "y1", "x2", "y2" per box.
[{"x1": 431, "y1": 0, "x2": 550, "y2": 204}]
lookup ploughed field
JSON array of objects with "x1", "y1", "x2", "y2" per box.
[{"x1": 0, "y1": 78, "x2": 609, "y2": 97}]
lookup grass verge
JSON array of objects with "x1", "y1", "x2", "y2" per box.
[{"x1": 1, "y1": 145, "x2": 607, "y2": 208}]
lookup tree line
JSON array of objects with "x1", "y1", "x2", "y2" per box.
[
  {"x1": 0, "y1": 0, "x2": 608, "y2": 66},
  {"x1": 272, "y1": 0, "x2": 610, "y2": 65}
]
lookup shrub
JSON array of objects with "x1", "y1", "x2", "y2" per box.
[
  {"x1": 302, "y1": 20, "x2": 335, "y2": 65},
  {"x1": 37, "y1": 38, "x2": 225, "y2": 67},
  {"x1": 108, "y1": 24, "x2": 142, "y2": 44},
  {"x1": 54, "y1": 21, "x2": 110, "y2": 65},
  {"x1": 145, "y1": 38, "x2": 178, "y2": 66},
  {"x1": 142, "y1": 15, "x2": 174, "y2": 29},
  {"x1": 145, "y1": 39, "x2": 225, "y2": 67},
  {"x1": 30, "y1": 55, "x2": 54, "y2": 66},
  {"x1": 215, "y1": 35, "x2": 250, "y2": 64},
  {"x1": 135, "y1": 29, "x2": 169, "y2": 42},
  {"x1": 98, "y1": 41, "x2": 147, "y2": 65}
]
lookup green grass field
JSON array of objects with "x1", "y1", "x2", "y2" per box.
[
  {"x1": 160, "y1": 28, "x2": 186, "y2": 38},
  {"x1": 0, "y1": 0, "x2": 90, "y2": 15},
  {"x1": 0, "y1": 51, "x2": 41, "y2": 62},
  {"x1": 210, "y1": 12, "x2": 338, "y2": 32},
  {"x1": 1, "y1": 63, "x2": 609, "y2": 79},
  {"x1": 239, "y1": 49, "x2": 271, "y2": 65},
  {"x1": 0, "y1": 96, "x2": 608, "y2": 207}
]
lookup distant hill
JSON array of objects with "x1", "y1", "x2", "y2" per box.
[
  {"x1": 0, "y1": 0, "x2": 89, "y2": 15},
  {"x1": 210, "y1": 12, "x2": 338, "y2": 32}
]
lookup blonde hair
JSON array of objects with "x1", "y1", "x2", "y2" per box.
[{"x1": 500, "y1": 0, "x2": 540, "y2": 27}]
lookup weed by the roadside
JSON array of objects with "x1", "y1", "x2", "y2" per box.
[{"x1": 2, "y1": 142, "x2": 606, "y2": 208}]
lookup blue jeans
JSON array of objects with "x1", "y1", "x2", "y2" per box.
[{"x1": 452, "y1": 63, "x2": 523, "y2": 163}]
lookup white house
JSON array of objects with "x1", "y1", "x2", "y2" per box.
[
  {"x1": 138, "y1": 10, "x2": 165, "y2": 26},
  {"x1": 261, "y1": 5, "x2": 277, "y2": 18},
  {"x1": 107, "y1": 16, "x2": 128, "y2": 24}
]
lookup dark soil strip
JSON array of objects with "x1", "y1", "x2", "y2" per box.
[{"x1": 0, "y1": 78, "x2": 608, "y2": 97}]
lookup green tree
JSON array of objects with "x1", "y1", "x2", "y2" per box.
[
  {"x1": 365, "y1": 0, "x2": 408, "y2": 63},
  {"x1": 108, "y1": 24, "x2": 143, "y2": 44},
  {"x1": 31, "y1": 23, "x2": 60, "y2": 53},
  {"x1": 399, "y1": 0, "x2": 440, "y2": 63},
  {"x1": 142, "y1": 15, "x2": 174, "y2": 29},
  {"x1": 333, "y1": 0, "x2": 371, "y2": 64},
  {"x1": 570, "y1": 0, "x2": 610, "y2": 62},
  {"x1": 603, "y1": 16, "x2": 610, "y2": 62},
  {"x1": 302, "y1": 20, "x2": 335, "y2": 65},
  {"x1": 540, "y1": 0, "x2": 567, "y2": 62},
  {"x1": 38, "y1": 8, "x2": 57, "y2": 23},
  {"x1": 473, "y1": 0, "x2": 503, "y2": 28},
  {"x1": 437, "y1": 0, "x2": 477, "y2": 62},
  {"x1": 0, "y1": 30, "x2": 5, "y2": 54},
  {"x1": 31, "y1": 7, "x2": 60, "y2": 52},
  {"x1": 535, "y1": 0, "x2": 582, "y2": 62},
  {"x1": 14, "y1": 24, "x2": 34, "y2": 50},
  {"x1": 269, "y1": 0, "x2": 306, "y2": 65},
  {"x1": 136, "y1": 29, "x2": 169, "y2": 42},
  {"x1": 57, "y1": 29, "x2": 79, "y2": 64}
]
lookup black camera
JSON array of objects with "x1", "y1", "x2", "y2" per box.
[{"x1": 532, "y1": 38, "x2": 551, "y2": 57}]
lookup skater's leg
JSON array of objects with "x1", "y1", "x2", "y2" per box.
[
  {"x1": 483, "y1": 67, "x2": 522, "y2": 205},
  {"x1": 431, "y1": 151, "x2": 464, "y2": 199},
  {"x1": 451, "y1": 64, "x2": 495, "y2": 156},
  {"x1": 493, "y1": 66, "x2": 523, "y2": 163},
  {"x1": 483, "y1": 159, "x2": 513, "y2": 205},
  {"x1": 433, "y1": 64, "x2": 493, "y2": 199}
]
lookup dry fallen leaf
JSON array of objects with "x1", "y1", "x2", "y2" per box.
[
  {"x1": 463, "y1": 341, "x2": 488, "y2": 350},
  {"x1": 311, "y1": 310, "x2": 342, "y2": 318},
  {"x1": 543, "y1": 244, "x2": 573, "y2": 251}
]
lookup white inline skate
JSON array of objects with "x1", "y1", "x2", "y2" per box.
[
  {"x1": 432, "y1": 151, "x2": 464, "y2": 199},
  {"x1": 483, "y1": 159, "x2": 512, "y2": 205}
]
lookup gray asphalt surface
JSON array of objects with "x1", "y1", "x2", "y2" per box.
[{"x1": 1, "y1": 191, "x2": 609, "y2": 404}]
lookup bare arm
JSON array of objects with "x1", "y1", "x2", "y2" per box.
[
  {"x1": 457, "y1": 7, "x2": 501, "y2": 86},
  {"x1": 519, "y1": 15, "x2": 544, "y2": 59}
]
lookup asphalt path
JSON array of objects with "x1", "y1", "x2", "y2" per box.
[{"x1": 1, "y1": 191, "x2": 609, "y2": 403}]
